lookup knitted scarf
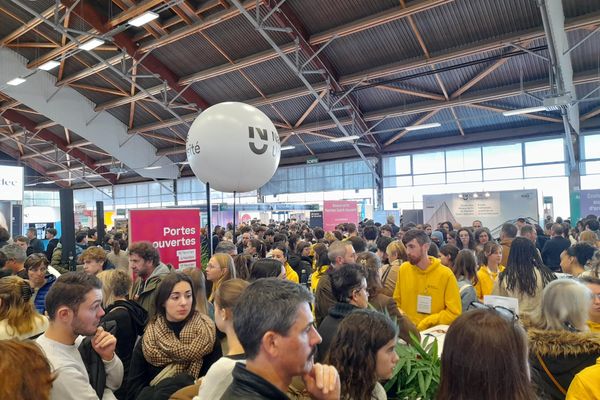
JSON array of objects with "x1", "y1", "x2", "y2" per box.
[{"x1": 143, "y1": 311, "x2": 216, "y2": 378}]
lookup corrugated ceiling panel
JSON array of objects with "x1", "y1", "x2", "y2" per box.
[
  {"x1": 563, "y1": 0, "x2": 600, "y2": 18},
  {"x1": 190, "y1": 72, "x2": 261, "y2": 104},
  {"x1": 152, "y1": 33, "x2": 227, "y2": 77},
  {"x1": 287, "y1": 0, "x2": 402, "y2": 35},
  {"x1": 323, "y1": 18, "x2": 425, "y2": 76},
  {"x1": 413, "y1": 0, "x2": 542, "y2": 55},
  {"x1": 203, "y1": 11, "x2": 289, "y2": 61}
]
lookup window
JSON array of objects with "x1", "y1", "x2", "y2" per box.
[
  {"x1": 446, "y1": 170, "x2": 482, "y2": 183},
  {"x1": 483, "y1": 167, "x2": 523, "y2": 181},
  {"x1": 446, "y1": 147, "x2": 481, "y2": 172},
  {"x1": 483, "y1": 143, "x2": 522, "y2": 168},
  {"x1": 413, "y1": 151, "x2": 445, "y2": 174},
  {"x1": 583, "y1": 134, "x2": 600, "y2": 160},
  {"x1": 413, "y1": 173, "x2": 445, "y2": 185},
  {"x1": 383, "y1": 155, "x2": 411, "y2": 176},
  {"x1": 525, "y1": 138, "x2": 565, "y2": 164},
  {"x1": 524, "y1": 164, "x2": 566, "y2": 178}
]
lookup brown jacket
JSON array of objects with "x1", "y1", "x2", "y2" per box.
[
  {"x1": 314, "y1": 272, "x2": 335, "y2": 327},
  {"x1": 380, "y1": 260, "x2": 401, "y2": 298}
]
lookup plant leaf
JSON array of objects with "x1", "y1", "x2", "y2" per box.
[{"x1": 418, "y1": 371, "x2": 426, "y2": 396}]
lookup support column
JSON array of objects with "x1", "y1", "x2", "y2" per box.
[
  {"x1": 568, "y1": 135, "x2": 581, "y2": 221},
  {"x1": 375, "y1": 156, "x2": 384, "y2": 210},
  {"x1": 59, "y1": 188, "x2": 76, "y2": 270}
]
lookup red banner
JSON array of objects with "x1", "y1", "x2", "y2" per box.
[
  {"x1": 129, "y1": 208, "x2": 202, "y2": 269},
  {"x1": 323, "y1": 200, "x2": 358, "y2": 232}
]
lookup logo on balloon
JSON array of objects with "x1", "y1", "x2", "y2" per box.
[
  {"x1": 186, "y1": 141, "x2": 201, "y2": 159},
  {"x1": 248, "y1": 127, "x2": 280, "y2": 157}
]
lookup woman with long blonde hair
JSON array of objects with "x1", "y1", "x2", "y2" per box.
[
  {"x1": 206, "y1": 253, "x2": 236, "y2": 302},
  {"x1": 0, "y1": 276, "x2": 48, "y2": 339}
]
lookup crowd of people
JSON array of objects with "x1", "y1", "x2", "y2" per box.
[{"x1": 0, "y1": 213, "x2": 599, "y2": 399}]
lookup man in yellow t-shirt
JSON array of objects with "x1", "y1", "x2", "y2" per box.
[
  {"x1": 581, "y1": 276, "x2": 600, "y2": 333},
  {"x1": 393, "y1": 230, "x2": 461, "y2": 331}
]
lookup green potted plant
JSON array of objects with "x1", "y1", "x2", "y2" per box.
[{"x1": 385, "y1": 333, "x2": 441, "y2": 400}]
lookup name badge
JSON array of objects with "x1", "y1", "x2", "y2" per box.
[{"x1": 417, "y1": 295, "x2": 432, "y2": 314}]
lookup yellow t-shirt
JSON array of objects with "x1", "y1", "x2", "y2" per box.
[
  {"x1": 566, "y1": 357, "x2": 600, "y2": 400},
  {"x1": 393, "y1": 257, "x2": 462, "y2": 331},
  {"x1": 587, "y1": 320, "x2": 600, "y2": 333},
  {"x1": 285, "y1": 263, "x2": 299, "y2": 283},
  {"x1": 475, "y1": 265, "x2": 505, "y2": 300}
]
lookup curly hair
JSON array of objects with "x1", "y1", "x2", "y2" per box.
[
  {"x1": 326, "y1": 309, "x2": 398, "y2": 400},
  {"x1": 79, "y1": 246, "x2": 107, "y2": 263}
]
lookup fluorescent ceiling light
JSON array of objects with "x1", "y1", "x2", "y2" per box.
[
  {"x1": 38, "y1": 60, "x2": 60, "y2": 71},
  {"x1": 405, "y1": 122, "x2": 441, "y2": 131},
  {"x1": 330, "y1": 135, "x2": 360, "y2": 142},
  {"x1": 40, "y1": 180, "x2": 55, "y2": 184},
  {"x1": 281, "y1": 145, "x2": 295, "y2": 151},
  {"x1": 7, "y1": 77, "x2": 26, "y2": 86},
  {"x1": 177, "y1": 161, "x2": 190, "y2": 165},
  {"x1": 79, "y1": 38, "x2": 105, "y2": 51},
  {"x1": 144, "y1": 165, "x2": 162, "y2": 170},
  {"x1": 129, "y1": 11, "x2": 159, "y2": 27},
  {"x1": 502, "y1": 106, "x2": 547, "y2": 116}
]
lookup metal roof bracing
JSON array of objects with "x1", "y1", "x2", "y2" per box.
[{"x1": 0, "y1": 0, "x2": 598, "y2": 188}]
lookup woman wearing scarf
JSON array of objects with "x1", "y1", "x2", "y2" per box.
[{"x1": 126, "y1": 273, "x2": 216, "y2": 400}]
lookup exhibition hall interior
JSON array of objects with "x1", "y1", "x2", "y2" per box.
[{"x1": 0, "y1": 0, "x2": 600, "y2": 399}]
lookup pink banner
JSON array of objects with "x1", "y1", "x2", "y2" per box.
[
  {"x1": 129, "y1": 208, "x2": 202, "y2": 269},
  {"x1": 323, "y1": 200, "x2": 358, "y2": 232}
]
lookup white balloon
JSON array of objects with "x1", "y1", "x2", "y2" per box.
[{"x1": 186, "y1": 102, "x2": 281, "y2": 193}]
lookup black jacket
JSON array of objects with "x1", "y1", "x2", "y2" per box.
[
  {"x1": 220, "y1": 363, "x2": 289, "y2": 400},
  {"x1": 45, "y1": 238, "x2": 59, "y2": 261},
  {"x1": 27, "y1": 237, "x2": 45, "y2": 256},
  {"x1": 316, "y1": 302, "x2": 358, "y2": 363},
  {"x1": 527, "y1": 326, "x2": 600, "y2": 399},
  {"x1": 78, "y1": 320, "x2": 118, "y2": 399},
  {"x1": 288, "y1": 255, "x2": 311, "y2": 287},
  {"x1": 101, "y1": 300, "x2": 148, "y2": 399},
  {"x1": 541, "y1": 236, "x2": 571, "y2": 272}
]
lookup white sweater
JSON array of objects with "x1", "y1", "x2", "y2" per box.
[
  {"x1": 36, "y1": 334, "x2": 124, "y2": 400},
  {"x1": 196, "y1": 356, "x2": 246, "y2": 400}
]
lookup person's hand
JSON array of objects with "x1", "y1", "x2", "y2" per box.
[
  {"x1": 303, "y1": 363, "x2": 340, "y2": 400},
  {"x1": 92, "y1": 326, "x2": 117, "y2": 362}
]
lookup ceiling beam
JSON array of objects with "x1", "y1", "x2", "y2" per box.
[
  {"x1": 58, "y1": 0, "x2": 452, "y2": 93},
  {"x1": 0, "y1": 141, "x2": 67, "y2": 188},
  {"x1": 1, "y1": 109, "x2": 116, "y2": 184},
  {"x1": 265, "y1": 0, "x2": 380, "y2": 150},
  {"x1": 60, "y1": 0, "x2": 211, "y2": 111},
  {"x1": 341, "y1": 11, "x2": 600, "y2": 86},
  {"x1": 142, "y1": 69, "x2": 600, "y2": 144},
  {"x1": 137, "y1": 12, "x2": 600, "y2": 123},
  {"x1": 383, "y1": 110, "x2": 440, "y2": 146},
  {"x1": 278, "y1": 116, "x2": 600, "y2": 166},
  {"x1": 0, "y1": 4, "x2": 64, "y2": 45}
]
